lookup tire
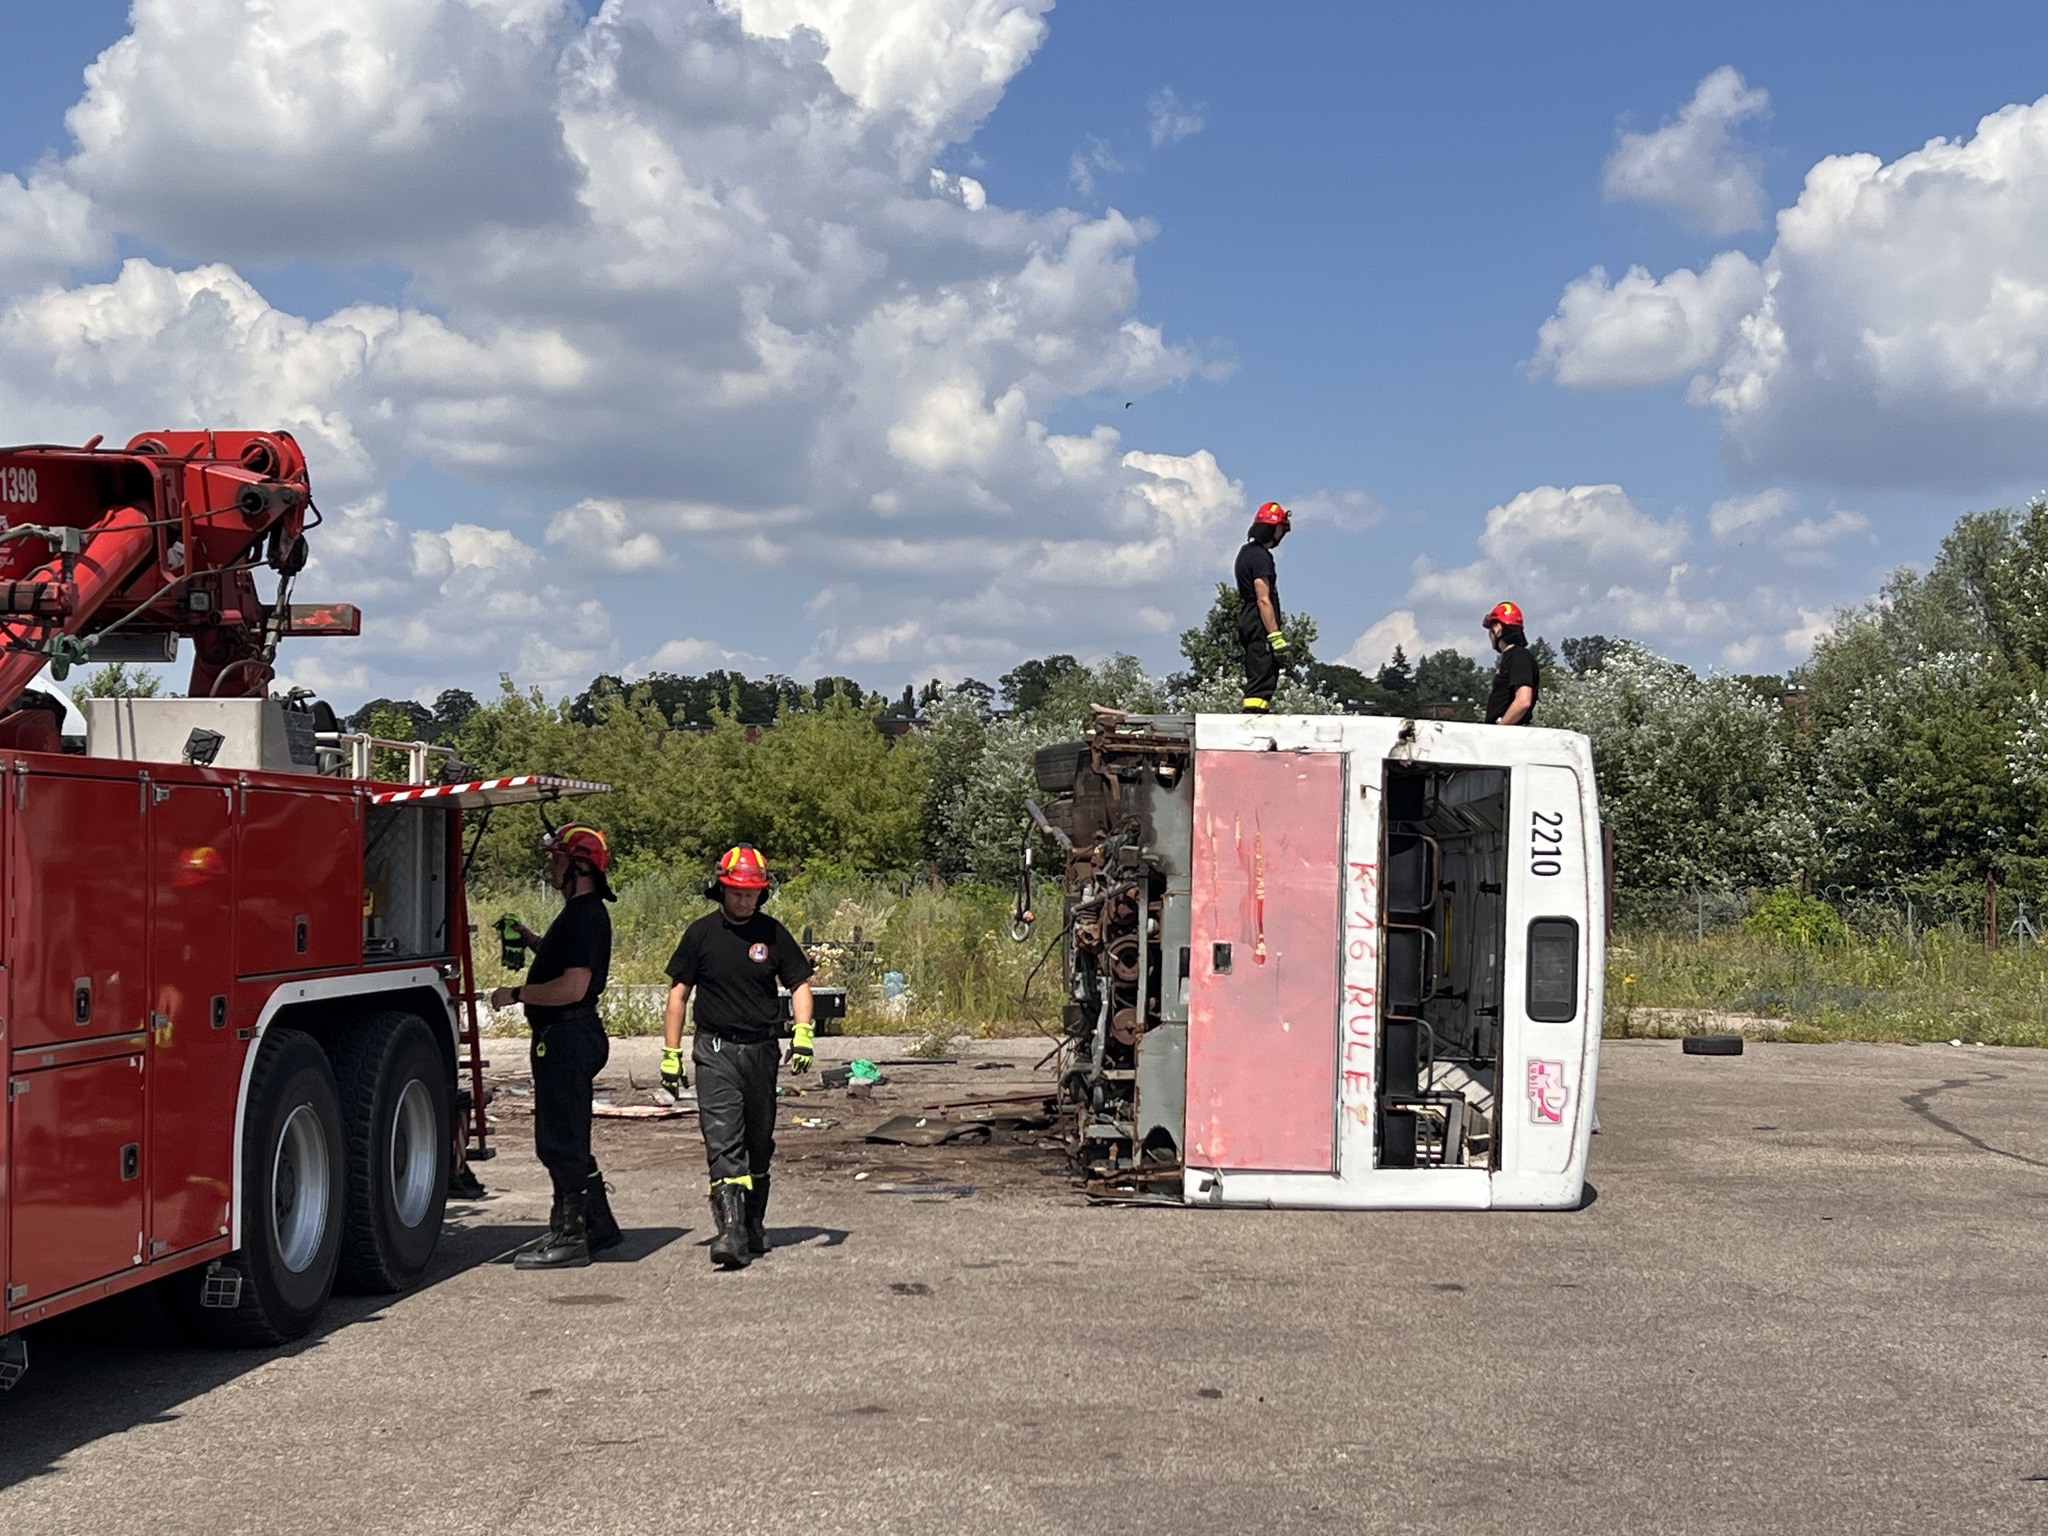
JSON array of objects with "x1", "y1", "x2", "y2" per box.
[
  {"x1": 187, "y1": 1028, "x2": 347, "y2": 1345},
  {"x1": 1682, "y1": 1034, "x2": 1744, "y2": 1056},
  {"x1": 1033, "y1": 741, "x2": 1087, "y2": 797},
  {"x1": 333, "y1": 1011, "x2": 449, "y2": 1293}
]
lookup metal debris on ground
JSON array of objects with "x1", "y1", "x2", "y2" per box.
[
  {"x1": 1083, "y1": 1163, "x2": 1184, "y2": 1203},
  {"x1": 869, "y1": 1183, "x2": 977, "y2": 1198},
  {"x1": 972, "y1": 1061, "x2": 1015, "y2": 1071},
  {"x1": 591, "y1": 1101, "x2": 694, "y2": 1120},
  {"x1": 918, "y1": 1090, "x2": 1057, "y2": 1114},
  {"x1": 865, "y1": 1115, "x2": 993, "y2": 1147},
  {"x1": 791, "y1": 1115, "x2": 836, "y2": 1129}
]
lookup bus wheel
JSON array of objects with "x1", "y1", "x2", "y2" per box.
[
  {"x1": 334, "y1": 1011, "x2": 449, "y2": 1293},
  {"x1": 188, "y1": 1028, "x2": 346, "y2": 1345}
]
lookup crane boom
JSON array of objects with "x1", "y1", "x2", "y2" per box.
[{"x1": 0, "y1": 429, "x2": 358, "y2": 748}]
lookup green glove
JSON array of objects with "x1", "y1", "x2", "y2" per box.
[
  {"x1": 495, "y1": 913, "x2": 526, "y2": 971},
  {"x1": 1267, "y1": 630, "x2": 1290, "y2": 653},
  {"x1": 659, "y1": 1046, "x2": 688, "y2": 1099},
  {"x1": 787, "y1": 1021, "x2": 815, "y2": 1074}
]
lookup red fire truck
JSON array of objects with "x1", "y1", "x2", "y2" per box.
[{"x1": 0, "y1": 429, "x2": 592, "y2": 1391}]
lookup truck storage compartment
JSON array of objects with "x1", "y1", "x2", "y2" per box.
[
  {"x1": 10, "y1": 772, "x2": 148, "y2": 1049},
  {"x1": 238, "y1": 787, "x2": 363, "y2": 976},
  {"x1": 1378, "y1": 763, "x2": 1508, "y2": 1170},
  {"x1": 8, "y1": 1049, "x2": 146, "y2": 1307}
]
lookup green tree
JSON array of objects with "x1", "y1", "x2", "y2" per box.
[
  {"x1": 70, "y1": 661, "x2": 164, "y2": 707},
  {"x1": 999, "y1": 654, "x2": 1083, "y2": 714},
  {"x1": 1375, "y1": 645, "x2": 1413, "y2": 697},
  {"x1": 1545, "y1": 643, "x2": 1813, "y2": 889},
  {"x1": 1171, "y1": 582, "x2": 1322, "y2": 694},
  {"x1": 1412, "y1": 648, "x2": 1489, "y2": 716}
]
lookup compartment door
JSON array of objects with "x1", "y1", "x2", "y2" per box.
[
  {"x1": 238, "y1": 788, "x2": 362, "y2": 975},
  {"x1": 149, "y1": 783, "x2": 240, "y2": 1258},
  {"x1": 11, "y1": 772, "x2": 147, "y2": 1048},
  {"x1": 9, "y1": 1053, "x2": 147, "y2": 1306},
  {"x1": 1187, "y1": 750, "x2": 1345, "y2": 1172}
]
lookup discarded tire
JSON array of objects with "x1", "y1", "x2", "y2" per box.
[
  {"x1": 1033, "y1": 741, "x2": 1087, "y2": 796},
  {"x1": 334, "y1": 1011, "x2": 449, "y2": 1294},
  {"x1": 186, "y1": 1028, "x2": 347, "y2": 1345},
  {"x1": 1682, "y1": 1034, "x2": 1744, "y2": 1056}
]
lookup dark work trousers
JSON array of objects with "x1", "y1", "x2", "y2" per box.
[
  {"x1": 1240, "y1": 623, "x2": 1279, "y2": 707},
  {"x1": 692, "y1": 1033, "x2": 779, "y2": 1185},
  {"x1": 530, "y1": 1008, "x2": 610, "y2": 1201}
]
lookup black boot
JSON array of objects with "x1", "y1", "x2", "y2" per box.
[
  {"x1": 708, "y1": 1183, "x2": 751, "y2": 1270},
  {"x1": 516, "y1": 1192, "x2": 591, "y2": 1270},
  {"x1": 584, "y1": 1167, "x2": 623, "y2": 1254},
  {"x1": 745, "y1": 1175, "x2": 771, "y2": 1257}
]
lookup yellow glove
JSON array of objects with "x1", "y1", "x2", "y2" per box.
[
  {"x1": 659, "y1": 1046, "x2": 688, "y2": 1100},
  {"x1": 1267, "y1": 630, "x2": 1290, "y2": 653},
  {"x1": 787, "y1": 1021, "x2": 815, "y2": 1074}
]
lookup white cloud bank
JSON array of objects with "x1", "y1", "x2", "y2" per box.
[
  {"x1": 0, "y1": 0, "x2": 1248, "y2": 698},
  {"x1": 1543, "y1": 89, "x2": 2048, "y2": 490}
]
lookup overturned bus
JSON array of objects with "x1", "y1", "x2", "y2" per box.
[{"x1": 1029, "y1": 711, "x2": 1605, "y2": 1210}]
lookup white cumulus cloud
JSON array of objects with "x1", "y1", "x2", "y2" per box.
[
  {"x1": 1547, "y1": 89, "x2": 2048, "y2": 491},
  {"x1": 1603, "y1": 66, "x2": 1771, "y2": 236},
  {"x1": 1532, "y1": 251, "x2": 1766, "y2": 387}
]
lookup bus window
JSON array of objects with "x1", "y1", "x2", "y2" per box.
[{"x1": 1526, "y1": 917, "x2": 1579, "y2": 1022}]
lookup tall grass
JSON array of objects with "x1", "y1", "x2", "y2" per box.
[
  {"x1": 468, "y1": 869, "x2": 1063, "y2": 1038},
  {"x1": 1608, "y1": 926, "x2": 2048, "y2": 1045}
]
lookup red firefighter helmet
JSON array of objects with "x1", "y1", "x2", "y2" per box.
[
  {"x1": 1483, "y1": 600, "x2": 1524, "y2": 629},
  {"x1": 714, "y1": 844, "x2": 772, "y2": 890},
  {"x1": 1254, "y1": 501, "x2": 1292, "y2": 527},
  {"x1": 541, "y1": 821, "x2": 610, "y2": 874}
]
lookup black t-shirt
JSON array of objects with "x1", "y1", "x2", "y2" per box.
[
  {"x1": 1234, "y1": 541, "x2": 1281, "y2": 636},
  {"x1": 666, "y1": 910, "x2": 816, "y2": 1044},
  {"x1": 1485, "y1": 645, "x2": 1540, "y2": 724},
  {"x1": 526, "y1": 892, "x2": 611, "y2": 1025}
]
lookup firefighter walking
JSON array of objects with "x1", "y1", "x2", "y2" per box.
[
  {"x1": 661, "y1": 845, "x2": 816, "y2": 1269},
  {"x1": 490, "y1": 822, "x2": 623, "y2": 1270},
  {"x1": 1236, "y1": 500, "x2": 1293, "y2": 711}
]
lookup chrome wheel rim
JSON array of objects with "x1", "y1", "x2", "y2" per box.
[
  {"x1": 272, "y1": 1103, "x2": 332, "y2": 1273},
  {"x1": 389, "y1": 1077, "x2": 439, "y2": 1228}
]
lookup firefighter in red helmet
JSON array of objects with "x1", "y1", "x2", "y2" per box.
[
  {"x1": 661, "y1": 845, "x2": 816, "y2": 1269},
  {"x1": 1482, "y1": 600, "x2": 1539, "y2": 725},
  {"x1": 1235, "y1": 500, "x2": 1293, "y2": 711},
  {"x1": 490, "y1": 820, "x2": 620, "y2": 1269}
]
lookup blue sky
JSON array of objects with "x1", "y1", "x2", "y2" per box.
[{"x1": 5, "y1": 2, "x2": 2048, "y2": 706}]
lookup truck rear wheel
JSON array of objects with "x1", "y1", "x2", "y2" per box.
[
  {"x1": 188, "y1": 1028, "x2": 346, "y2": 1345},
  {"x1": 334, "y1": 1011, "x2": 448, "y2": 1293}
]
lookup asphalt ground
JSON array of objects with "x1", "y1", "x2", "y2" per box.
[{"x1": 4, "y1": 1036, "x2": 2048, "y2": 1535}]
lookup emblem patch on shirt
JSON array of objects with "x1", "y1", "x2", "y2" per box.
[{"x1": 749, "y1": 942, "x2": 770, "y2": 963}]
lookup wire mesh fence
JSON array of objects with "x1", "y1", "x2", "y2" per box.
[{"x1": 1615, "y1": 884, "x2": 2047, "y2": 946}]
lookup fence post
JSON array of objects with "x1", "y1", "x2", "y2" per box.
[
  {"x1": 1984, "y1": 872, "x2": 1998, "y2": 951},
  {"x1": 1904, "y1": 895, "x2": 1914, "y2": 950},
  {"x1": 1697, "y1": 890, "x2": 1705, "y2": 944}
]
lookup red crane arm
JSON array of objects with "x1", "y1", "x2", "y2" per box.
[{"x1": 0, "y1": 429, "x2": 359, "y2": 741}]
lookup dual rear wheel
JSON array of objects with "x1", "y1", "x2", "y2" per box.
[{"x1": 183, "y1": 1011, "x2": 448, "y2": 1346}]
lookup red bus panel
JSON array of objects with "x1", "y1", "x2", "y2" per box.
[
  {"x1": 9, "y1": 1050, "x2": 146, "y2": 1306},
  {"x1": 11, "y1": 772, "x2": 147, "y2": 1048},
  {"x1": 1187, "y1": 749, "x2": 1345, "y2": 1172}
]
